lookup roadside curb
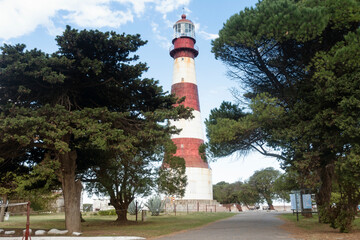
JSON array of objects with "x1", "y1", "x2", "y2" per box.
[{"x1": 0, "y1": 237, "x2": 145, "y2": 240}]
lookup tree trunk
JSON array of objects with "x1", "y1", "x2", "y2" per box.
[
  {"x1": 265, "y1": 198, "x2": 274, "y2": 210},
  {"x1": 60, "y1": 150, "x2": 83, "y2": 233},
  {"x1": 115, "y1": 207, "x2": 128, "y2": 222},
  {"x1": 0, "y1": 193, "x2": 8, "y2": 222},
  {"x1": 316, "y1": 162, "x2": 334, "y2": 223},
  {"x1": 302, "y1": 209, "x2": 313, "y2": 218},
  {"x1": 109, "y1": 196, "x2": 129, "y2": 222}
]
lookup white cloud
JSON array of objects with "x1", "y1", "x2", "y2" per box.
[
  {"x1": 0, "y1": 0, "x2": 192, "y2": 40},
  {"x1": 63, "y1": 4, "x2": 133, "y2": 28},
  {"x1": 115, "y1": 0, "x2": 154, "y2": 16},
  {"x1": 198, "y1": 30, "x2": 218, "y2": 40},
  {"x1": 151, "y1": 22, "x2": 171, "y2": 49},
  {"x1": 155, "y1": 0, "x2": 190, "y2": 14},
  {"x1": 0, "y1": 0, "x2": 135, "y2": 40},
  {"x1": 194, "y1": 22, "x2": 218, "y2": 41},
  {"x1": 0, "y1": 0, "x2": 59, "y2": 39}
]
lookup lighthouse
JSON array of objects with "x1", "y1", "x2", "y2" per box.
[{"x1": 169, "y1": 14, "x2": 213, "y2": 200}]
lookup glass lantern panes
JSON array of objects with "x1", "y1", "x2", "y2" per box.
[{"x1": 174, "y1": 22, "x2": 195, "y2": 39}]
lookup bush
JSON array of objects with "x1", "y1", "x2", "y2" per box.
[
  {"x1": 128, "y1": 200, "x2": 143, "y2": 215},
  {"x1": 145, "y1": 196, "x2": 164, "y2": 216},
  {"x1": 83, "y1": 204, "x2": 93, "y2": 212},
  {"x1": 98, "y1": 209, "x2": 116, "y2": 215}
]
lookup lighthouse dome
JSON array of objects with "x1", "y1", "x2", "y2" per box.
[{"x1": 173, "y1": 14, "x2": 195, "y2": 40}]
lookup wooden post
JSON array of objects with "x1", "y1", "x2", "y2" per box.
[
  {"x1": 0, "y1": 193, "x2": 8, "y2": 222},
  {"x1": 206, "y1": 205, "x2": 207, "y2": 212},
  {"x1": 141, "y1": 210, "x2": 146, "y2": 222},
  {"x1": 174, "y1": 203, "x2": 176, "y2": 216},
  {"x1": 197, "y1": 202, "x2": 199, "y2": 212},
  {"x1": 187, "y1": 204, "x2": 188, "y2": 214},
  {"x1": 135, "y1": 201, "x2": 138, "y2": 222},
  {"x1": 23, "y1": 201, "x2": 31, "y2": 240},
  {"x1": 215, "y1": 205, "x2": 216, "y2": 212}
]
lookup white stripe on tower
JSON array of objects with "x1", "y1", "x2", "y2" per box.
[
  {"x1": 172, "y1": 57, "x2": 197, "y2": 85},
  {"x1": 170, "y1": 111, "x2": 204, "y2": 140}
]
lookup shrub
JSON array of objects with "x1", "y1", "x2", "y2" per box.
[
  {"x1": 145, "y1": 196, "x2": 164, "y2": 216},
  {"x1": 83, "y1": 204, "x2": 93, "y2": 212},
  {"x1": 98, "y1": 209, "x2": 116, "y2": 215},
  {"x1": 128, "y1": 200, "x2": 143, "y2": 215}
]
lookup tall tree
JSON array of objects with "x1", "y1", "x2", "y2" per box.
[
  {"x1": 0, "y1": 26, "x2": 190, "y2": 232},
  {"x1": 248, "y1": 167, "x2": 281, "y2": 210},
  {"x1": 209, "y1": 0, "x2": 360, "y2": 231},
  {"x1": 80, "y1": 137, "x2": 186, "y2": 222},
  {"x1": 236, "y1": 183, "x2": 261, "y2": 209}
]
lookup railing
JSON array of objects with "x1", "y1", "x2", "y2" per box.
[
  {"x1": 173, "y1": 32, "x2": 196, "y2": 39},
  {"x1": 169, "y1": 44, "x2": 199, "y2": 53}
]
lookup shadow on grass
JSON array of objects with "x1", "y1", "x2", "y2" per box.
[{"x1": 0, "y1": 212, "x2": 236, "y2": 238}]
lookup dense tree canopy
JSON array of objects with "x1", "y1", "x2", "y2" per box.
[
  {"x1": 213, "y1": 168, "x2": 289, "y2": 209},
  {"x1": 0, "y1": 26, "x2": 191, "y2": 231},
  {"x1": 213, "y1": 181, "x2": 243, "y2": 204},
  {"x1": 209, "y1": 0, "x2": 360, "y2": 232},
  {"x1": 248, "y1": 167, "x2": 281, "y2": 210}
]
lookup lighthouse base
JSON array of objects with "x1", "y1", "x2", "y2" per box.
[{"x1": 182, "y1": 167, "x2": 213, "y2": 200}]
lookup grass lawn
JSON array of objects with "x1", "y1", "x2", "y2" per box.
[
  {"x1": 279, "y1": 213, "x2": 360, "y2": 240},
  {"x1": 0, "y1": 212, "x2": 236, "y2": 238}
]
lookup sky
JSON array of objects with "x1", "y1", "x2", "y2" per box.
[{"x1": 0, "y1": 0, "x2": 283, "y2": 185}]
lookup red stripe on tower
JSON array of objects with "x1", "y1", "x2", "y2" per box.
[
  {"x1": 172, "y1": 138, "x2": 208, "y2": 168},
  {"x1": 171, "y1": 82, "x2": 200, "y2": 111}
]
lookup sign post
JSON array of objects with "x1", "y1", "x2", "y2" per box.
[{"x1": 290, "y1": 191, "x2": 301, "y2": 221}]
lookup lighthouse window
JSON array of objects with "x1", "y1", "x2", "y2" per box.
[{"x1": 185, "y1": 23, "x2": 189, "y2": 33}]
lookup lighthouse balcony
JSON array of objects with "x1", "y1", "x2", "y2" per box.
[
  {"x1": 169, "y1": 44, "x2": 199, "y2": 58},
  {"x1": 169, "y1": 44, "x2": 198, "y2": 52}
]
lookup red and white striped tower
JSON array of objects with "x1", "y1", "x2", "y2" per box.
[{"x1": 169, "y1": 14, "x2": 213, "y2": 200}]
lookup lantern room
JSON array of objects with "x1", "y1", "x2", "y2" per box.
[
  {"x1": 173, "y1": 14, "x2": 196, "y2": 42},
  {"x1": 170, "y1": 14, "x2": 198, "y2": 59}
]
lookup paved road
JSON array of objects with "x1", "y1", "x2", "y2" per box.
[{"x1": 155, "y1": 211, "x2": 296, "y2": 240}]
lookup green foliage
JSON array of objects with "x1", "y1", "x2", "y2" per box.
[
  {"x1": 213, "y1": 181, "x2": 244, "y2": 204},
  {"x1": 205, "y1": 102, "x2": 250, "y2": 158},
  {"x1": 273, "y1": 171, "x2": 299, "y2": 202},
  {"x1": 98, "y1": 209, "x2": 116, "y2": 216},
  {"x1": 209, "y1": 0, "x2": 360, "y2": 231},
  {"x1": 145, "y1": 196, "x2": 164, "y2": 216},
  {"x1": 158, "y1": 142, "x2": 187, "y2": 198},
  {"x1": 205, "y1": 98, "x2": 285, "y2": 161},
  {"x1": 0, "y1": 26, "x2": 191, "y2": 227},
  {"x1": 213, "y1": 169, "x2": 293, "y2": 207},
  {"x1": 236, "y1": 183, "x2": 261, "y2": 207},
  {"x1": 248, "y1": 167, "x2": 281, "y2": 208},
  {"x1": 83, "y1": 204, "x2": 93, "y2": 212}
]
